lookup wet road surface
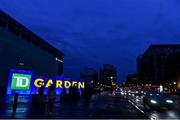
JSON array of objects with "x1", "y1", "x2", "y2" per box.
[
  {"x1": 0, "y1": 92, "x2": 148, "y2": 119},
  {"x1": 125, "y1": 93, "x2": 180, "y2": 120}
]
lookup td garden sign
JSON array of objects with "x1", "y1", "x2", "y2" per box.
[{"x1": 7, "y1": 69, "x2": 85, "y2": 95}]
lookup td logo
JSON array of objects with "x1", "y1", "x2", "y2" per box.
[{"x1": 11, "y1": 73, "x2": 31, "y2": 90}]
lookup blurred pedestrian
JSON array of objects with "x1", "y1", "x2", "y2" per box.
[
  {"x1": 48, "y1": 85, "x2": 56, "y2": 115},
  {"x1": 38, "y1": 85, "x2": 44, "y2": 95},
  {"x1": 13, "y1": 93, "x2": 18, "y2": 113},
  {"x1": 84, "y1": 84, "x2": 92, "y2": 105},
  {"x1": 11, "y1": 93, "x2": 18, "y2": 118},
  {"x1": 60, "y1": 88, "x2": 68, "y2": 103}
]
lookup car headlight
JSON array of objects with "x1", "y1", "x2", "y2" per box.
[
  {"x1": 166, "y1": 100, "x2": 173, "y2": 103},
  {"x1": 150, "y1": 100, "x2": 157, "y2": 104}
]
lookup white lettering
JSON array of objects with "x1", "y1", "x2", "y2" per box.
[{"x1": 14, "y1": 76, "x2": 29, "y2": 87}]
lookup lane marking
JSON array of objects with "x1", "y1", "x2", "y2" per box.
[{"x1": 128, "y1": 100, "x2": 145, "y2": 114}]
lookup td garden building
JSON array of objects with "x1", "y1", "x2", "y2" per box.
[{"x1": 0, "y1": 10, "x2": 64, "y2": 94}]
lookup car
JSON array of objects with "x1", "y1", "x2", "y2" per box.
[
  {"x1": 133, "y1": 89, "x2": 144, "y2": 96},
  {"x1": 114, "y1": 89, "x2": 121, "y2": 95},
  {"x1": 143, "y1": 91, "x2": 175, "y2": 110}
]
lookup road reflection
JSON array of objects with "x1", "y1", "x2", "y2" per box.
[
  {"x1": 120, "y1": 91, "x2": 180, "y2": 119},
  {"x1": 0, "y1": 92, "x2": 148, "y2": 119}
]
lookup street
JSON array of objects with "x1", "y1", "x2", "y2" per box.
[
  {"x1": 122, "y1": 90, "x2": 180, "y2": 120},
  {"x1": 0, "y1": 92, "x2": 148, "y2": 119}
]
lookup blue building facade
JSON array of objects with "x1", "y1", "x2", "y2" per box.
[{"x1": 0, "y1": 10, "x2": 64, "y2": 94}]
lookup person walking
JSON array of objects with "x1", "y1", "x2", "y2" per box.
[
  {"x1": 13, "y1": 93, "x2": 18, "y2": 112},
  {"x1": 60, "y1": 88, "x2": 68, "y2": 103},
  {"x1": 38, "y1": 85, "x2": 44, "y2": 95},
  {"x1": 48, "y1": 85, "x2": 56, "y2": 115}
]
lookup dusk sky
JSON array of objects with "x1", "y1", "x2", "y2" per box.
[{"x1": 1, "y1": 0, "x2": 180, "y2": 83}]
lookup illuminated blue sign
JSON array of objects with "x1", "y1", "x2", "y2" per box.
[{"x1": 7, "y1": 69, "x2": 84, "y2": 95}]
